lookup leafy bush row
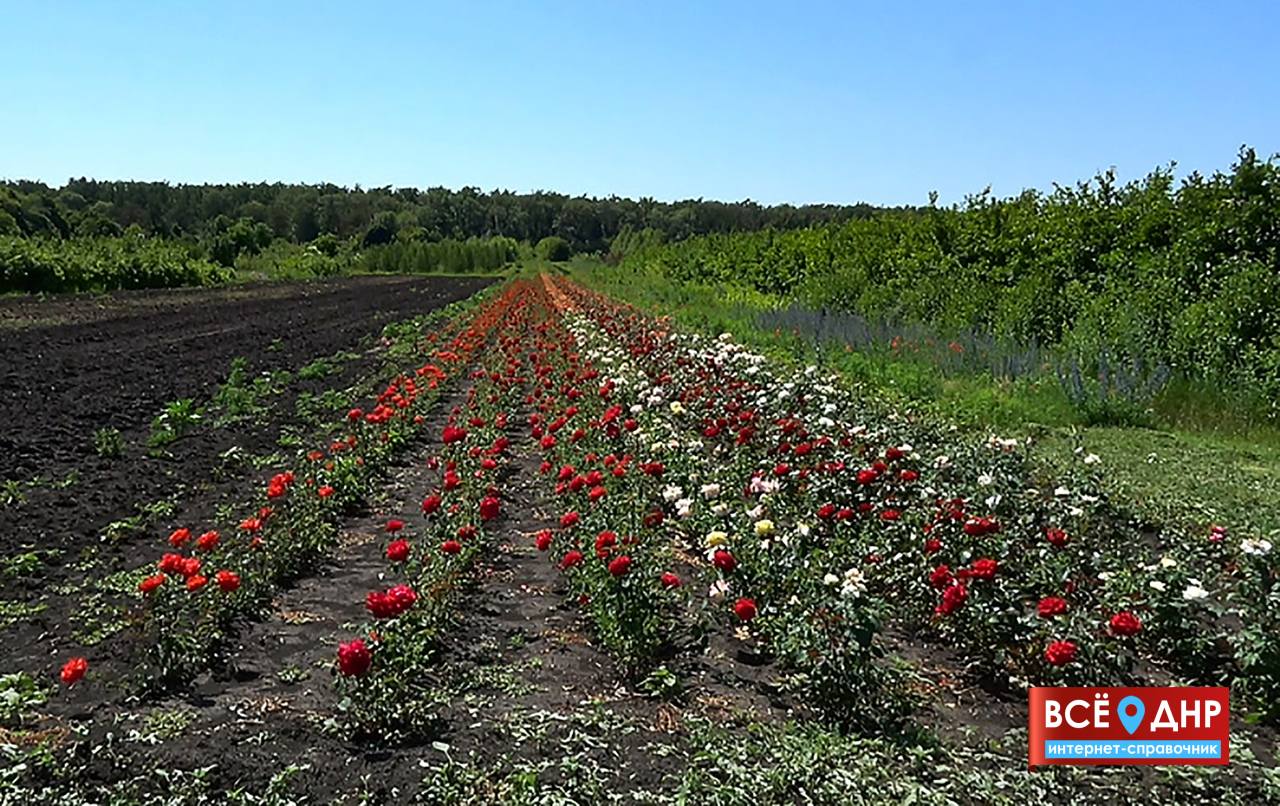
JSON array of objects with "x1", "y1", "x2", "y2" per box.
[
  {"x1": 0, "y1": 234, "x2": 231, "y2": 293},
  {"x1": 358, "y1": 236, "x2": 516, "y2": 275},
  {"x1": 614, "y1": 147, "x2": 1280, "y2": 403}
]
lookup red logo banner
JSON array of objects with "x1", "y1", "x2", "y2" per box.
[{"x1": 1029, "y1": 687, "x2": 1229, "y2": 766}]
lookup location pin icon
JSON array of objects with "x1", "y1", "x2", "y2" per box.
[{"x1": 1117, "y1": 695, "x2": 1145, "y2": 735}]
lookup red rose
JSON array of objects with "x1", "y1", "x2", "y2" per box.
[
  {"x1": 1044, "y1": 639, "x2": 1078, "y2": 666},
  {"x1": 385, "y1": 539, "x2": 410, "y2": 563},
  {"x1": 139, "y1": 573, "x2": 166, "y2": 594},
  {"x1": 733, "y1": 597, "x2": 758, "y2": 622},
  {"x1": 970, "y1": 558, "x2": 998, "y2": 580},
  {"x1": 560, "y1": 549, "x2": 584, "y2": 570},
  {"x1": 168, "y1": 528, "x2": 191, "y2": 547},
  {"x1": 963, "y1": 517, "x2": 1000, "y2": 536},
  {"x1": 1045, "y1": 527, "x2": 1068, "y2": 548},
  {"x1": 195, "y1": 530, "x2": 220, "y2": 552},
  {"x1": 560, "y1": 511, "x2": 580, "y2": 529},
  {"x1": 388, "y1": 584, "x2": 416, "y2": 610},
  {"x1": 60, "y1": 657, "x2": 88, "y2": 686},
  {"x1": 318, "y1": 485, "x2": 335, "y2": 499},
  {"x1": 422, "y1": 494, "x2": 443, "y2": 515},
  {"x1": 608, "y1": 555, "x2": 633, "y2": 577},
  {"x1": 441, "y1": 539, "x2": 462, "y2": 555},
  {"x1": 479, "y1": 495, "x2": 501, "y2": 521},
  {"x1": 660, "y1": 572, "x2": 681, "y2": 588},
  {"x1": 1109, "y1": 611, "x2": 1143, "y2": 637},
  {"x1": 594, "y1": 530, "x2": 617, "y2": 556},
  {"x1": 535, "y1": 530, "x2": 553, "y2": 551},
  {"x1": 1037, "y1": 596, "x2": 1068, "y2": 618},
  {"x1": 588, "y1": 485, "x2": 607, "y2": 501},
  {"x1": 928, "y1": 564, "x2": 953, "y2": 590},
  {"x1": 337, "y1": 639, "x2": 372, "y2": 677},
  {"x1": 158, "y1": 553, "x2": 185, "y2": 575},
  {"x1": 186, "y1": 574, "x2": 208, "y2": 592},
  {"x1": 935, "y1": 582, "x2": 968, "y2": 615},
  {"x1": 712, "y1": 550, "x2": 737, "y2": 573},
  {"x1": 923, "y1": 538, "x2": 943, "y2": 555},
  {"x1": 386, "y1": 519, "x2": 405, "y2": 533},
  {"x1": 215, "y1": 569, "x2": 240, "y2": 592},
  {"x1": 899, "y1": 469, "x2": 919, "y2": 482},
  {"x1": 880, "y1": 509, "x2": 901, "y2": 521}
]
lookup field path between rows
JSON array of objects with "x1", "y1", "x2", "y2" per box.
[
  {"x1": 429, "y1": 410, "x2": 628, "y2": 718},
  {"x1": 180, "y1": 386, "x2": 481, "y2": 723}
]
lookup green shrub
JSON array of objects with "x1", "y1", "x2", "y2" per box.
[
  {"x1": 615, "y1": 147, "x2": 1280, "y2": 405},
  {"x1": 536, "y1": 235, "x2": 571, "y2": 262},
  {"x1": 0, "y1": 235, "x2": 231, "y2": 293}
]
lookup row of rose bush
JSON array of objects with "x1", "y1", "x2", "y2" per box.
[
  {"x1": 524, "y1": 276, "x2": 687, "y2": 669},
  {"x1": 332, "y1": 285, "x2": 531, "y2": 738},
  {"x1": 86, "y1": 286, "x2": 509, "y2": 690},
  {"x1": 532, "y1": 274, "x2": 1278, "y2": 723}
]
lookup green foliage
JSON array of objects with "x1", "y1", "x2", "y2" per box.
[
  {"x1": 359, "y1": 236, "x2": 516, "y2": 275},
  {"x1": 1, "y1": 179, "x2": 871, "y2": 255},
  {"x1": 233, "y1": 239, "x2": 354, "y2": 280},
  {"x1": 93, "y1": 427, "x2": 124, "y2": 458},
  {"x1": 615, "y1": 147, "x2": 1280, "y2": 407},
  {"x1": 535, "y1": 235, "x2": 571, "y2": 261},
  {"x1": 0, "y1": 672, "x2": 47, "y2": 727},
  {"x1": 206, "y1": 215, "x2": 274, "y2": 267},
  {"x1": 0, "y1": 234, "x2": 231, "y2": 293}
]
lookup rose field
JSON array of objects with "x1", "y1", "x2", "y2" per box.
[{"x1": 1, "y1": 271, "x2": 1277, "y2": 803}]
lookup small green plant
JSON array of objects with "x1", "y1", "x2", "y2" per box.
[
  {"x1": 276, "y1": 665, "x2": 310, "y2": 684},
  {"x1": 149, "y1": 398, "x2": 202, "y2": 448},
  {"x1": 1, "y1": 479, "x2": 27, "y2": 509},
  {"x1": 134, "y1": 707, "x2": 197, "y2": 743},
  {"x1": 0, "y1": 599, "x2": 47, "y2": 629},
  {"x1": 0, "y1": 550, "x2": 58, "y2": 580},
  {"x1": 101, "y1": 514, "x2": 144, "y2": 543},
  {"x1": 93, "y1": 427, "x2": 125, "y2": 458},
  {"x1": 0, "y1": 672, "x2": 48, "y2": 727},
  {"x1": 639, "y1": 665, "x2": 683, "y2": 700},
  {"x1": 297, "y1": 358, "x2": 334, "y2": 380},
  {"x1": 139, "y1": 498, "x2": 176, "y2": 520}
]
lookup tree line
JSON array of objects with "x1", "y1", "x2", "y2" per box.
[{"x1": 0, "y1": 180, "x2": 881, "y2": 254}]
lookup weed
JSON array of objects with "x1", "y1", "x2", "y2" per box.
[
  {"x1": 0, "y1": 599, "x2": 47, "y2": 629},
  {"x1": 0, "y1": 673, "x2": 48, "y2": 727},
  {"x1": 93, "y1": 427, "x2": 125, "y2": 458}
]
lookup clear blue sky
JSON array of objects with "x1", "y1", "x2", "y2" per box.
[{"x1": 1, "y1": 1, "x2": 1276, "y2": 206}]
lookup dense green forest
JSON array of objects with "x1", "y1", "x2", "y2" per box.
[
  {"x1": 0, "y1": 179, "x2": 877, "y2": 252},
  {"x1": 0, "y1": 179, "x2": 879, "y2": 293},
  {"x1": 610, "y1": 147, "x2": 1280, "y2": 406}
]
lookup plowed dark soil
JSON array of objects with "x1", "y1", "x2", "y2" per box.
[
  {"x1": 0, "y1": 275, "x2": 490, "y2": 698},
  {"x1": 0, "y1": 275, "x2": 491, "y2": 560}
]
